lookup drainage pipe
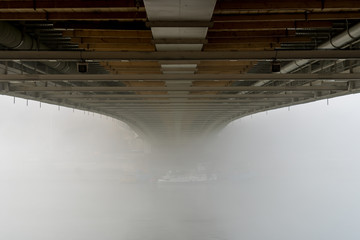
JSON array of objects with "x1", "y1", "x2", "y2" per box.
[
  {"x1": 281, "y1": 22, "x2": 360, "y2": 73},
  {"x1": 0, "y1": 22, "x2": 75, "y2": 73}
]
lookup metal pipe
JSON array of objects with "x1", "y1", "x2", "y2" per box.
[
  {"x1": 0, "y1": 22, "x2": 75, "y2": 73},
  {"x1": 281, "y1": 22, "x2": 360, "y2": 73}
]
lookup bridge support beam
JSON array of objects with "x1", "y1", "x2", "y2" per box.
[{"x1": 1, "y1": 50, "x2": 360, "y2": 61}]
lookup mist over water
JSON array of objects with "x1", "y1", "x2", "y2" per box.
[{"x1": 1, "y1": 94, "x2": 360, "y2": 239}]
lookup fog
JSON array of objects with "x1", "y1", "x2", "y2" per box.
[{"x1": 1, "y1": 94, "x2": 360, "y2": 240}]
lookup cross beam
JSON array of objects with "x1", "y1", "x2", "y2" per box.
[
  {"x1": 1, "y1": 73, "x2": 359, "y2": 82},
  {"x1": 1, "y1": 50, "x2": 360, "y2": 61},
  {"x1": 9, "y1": 85, "x2": 348, "y2": 92}
]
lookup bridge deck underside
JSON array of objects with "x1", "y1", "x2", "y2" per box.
[{"x1": 1, "y1": 0, "x2": 360, "y2": 139}]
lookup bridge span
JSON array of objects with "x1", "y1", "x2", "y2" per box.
[{"x1": 1, "y1": 0, "x2": 360, "y2": 142}]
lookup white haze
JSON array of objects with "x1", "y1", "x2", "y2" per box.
[{"x1": 1, "y1": 94, "x2": 360, "y2": 240}]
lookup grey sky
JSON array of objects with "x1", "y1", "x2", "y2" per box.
[{"x1": 1, "y1": 93, "x2": 360, "y2": 240}]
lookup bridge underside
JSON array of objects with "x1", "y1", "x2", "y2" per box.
[{"x1": 1, "y1": 0, "x2": 360, "y2": 142}]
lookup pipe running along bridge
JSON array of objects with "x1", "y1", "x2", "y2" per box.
[{"x1": 1, "y1": 0, "x2": 360, "y2": 143}]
